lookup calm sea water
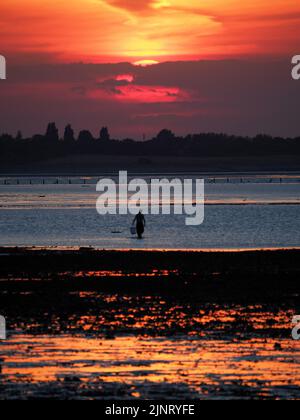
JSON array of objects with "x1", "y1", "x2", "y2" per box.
[
  {"x1": 1, "y1": 175, "x2": 300, "y2": 400},
  {"x1": 0, "y1": 175, "x2": 299, "y2": 249}
]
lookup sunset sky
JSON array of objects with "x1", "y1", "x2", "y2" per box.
[
  {"x1": 2, "y1": 0, "x2": 300, "y2": 62},
  {"x1": 1, "y1": 0, "x2": 300, "y2": 137}
]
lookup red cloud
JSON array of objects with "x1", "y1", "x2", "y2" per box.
[
  {"x1": 115, "y1": 85, "x2": 188, "y2": 103},
  {"x1": 88, "y1": 83, "x2": 189, "y2": 103},
  {"x1": 115, "y1": 74, "x2": 135, "y2": 82},
  {"x1": 85, "y1": 72, "x2": 190, "y2": 103}
]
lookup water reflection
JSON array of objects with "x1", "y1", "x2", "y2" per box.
[
  {"x1": 70, "y1": 270, "x2": 179, "y2": 278},
  {"x1": 1, "y1": 295, "x2": 299, "y2": 399},
  {"x1": 1, "y1": 335, "x2": 299, "y2": 399}
]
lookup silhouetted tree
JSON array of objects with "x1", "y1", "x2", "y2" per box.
[
  {"x1": 16, "y1": 131, "x2": 22, "y2": 141},
  {"x1": 78, "y1": 130, "x2": 94, "y2": 143},
  {"x1": 45, "y1": 122, "x2": 59, "y2": 142},
  {"x1": 64, "y1": 124, "x2": 75, "y2": 142},
  {"x1": 1, "y1": 125, "x2": 300, "y2": 168},
  {"x1": 100, "y1": 127, "x2": 110, "y2": 141},
  {"x1": 156, "y1": 129, "x2": 175, "y2": 142}
]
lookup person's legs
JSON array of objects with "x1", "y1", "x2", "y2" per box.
[{"x1": 137, "y1": 223, "x2": 144, "y2": 239}]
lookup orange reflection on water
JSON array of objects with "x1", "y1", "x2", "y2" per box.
[
  {"x1": 1, "y1": 335, "x2": 299, "y2": 399},
  {"x1": 46, "y1": 302, "x2": 296, "y2": 336},
  {"x1": 67, "y1": 270, "x2": 179, "y2": 278}
]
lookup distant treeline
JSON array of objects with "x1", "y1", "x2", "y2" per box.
[{"x1": 0, "y1": 123, "x2": 300, "y2": 165}]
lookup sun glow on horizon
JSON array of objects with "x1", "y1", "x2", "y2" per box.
[
  {"x1": 1, "y1": 0, "x2": 300, "y2": 64},
  {"x1": 133, "y1": 60, "x2": 159, "y2": 67}
]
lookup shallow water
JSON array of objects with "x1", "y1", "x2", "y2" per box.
[
  {"x1": 0, "y1": 176, "x2": 300, "y2": 249},
  {"x1": 1, "y1": 300, "x2": 299, "y2": 400},
  {"x1": 1, "y1": 264, "x2": 299, "y2": 400},
  {"x1": 1, "y1": 335, "x2": 299, "y2": 400},
  {"x1": 1, "y1": 175, "x2": 299, "y2": 400}
]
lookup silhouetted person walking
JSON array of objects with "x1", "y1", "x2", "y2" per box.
[{"x1": 133, "y1": 211, "x2": 146, "y2": 239}]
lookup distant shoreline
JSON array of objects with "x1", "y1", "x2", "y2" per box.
[
  {"x1": 1, "y1": 170, "x2": 300, "y2": 178},
  {"x1": 1, "y1": 246, "x2": 300, "y2": 253},
  {"x1": 1, "y1": 155, "x2": 300, "y2": 176}
]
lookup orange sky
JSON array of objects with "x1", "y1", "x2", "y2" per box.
[{"x1": 1, "y1": 0, "x2": 300, "y2": 63}]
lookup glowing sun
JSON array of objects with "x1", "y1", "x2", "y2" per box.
[{"x1": 133, "y1": 60, "x2": 159, "y2": 67}]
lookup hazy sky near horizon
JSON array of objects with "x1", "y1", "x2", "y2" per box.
[{"x1": 1, "y1": 1, "x2": 300, "y2": 137}]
